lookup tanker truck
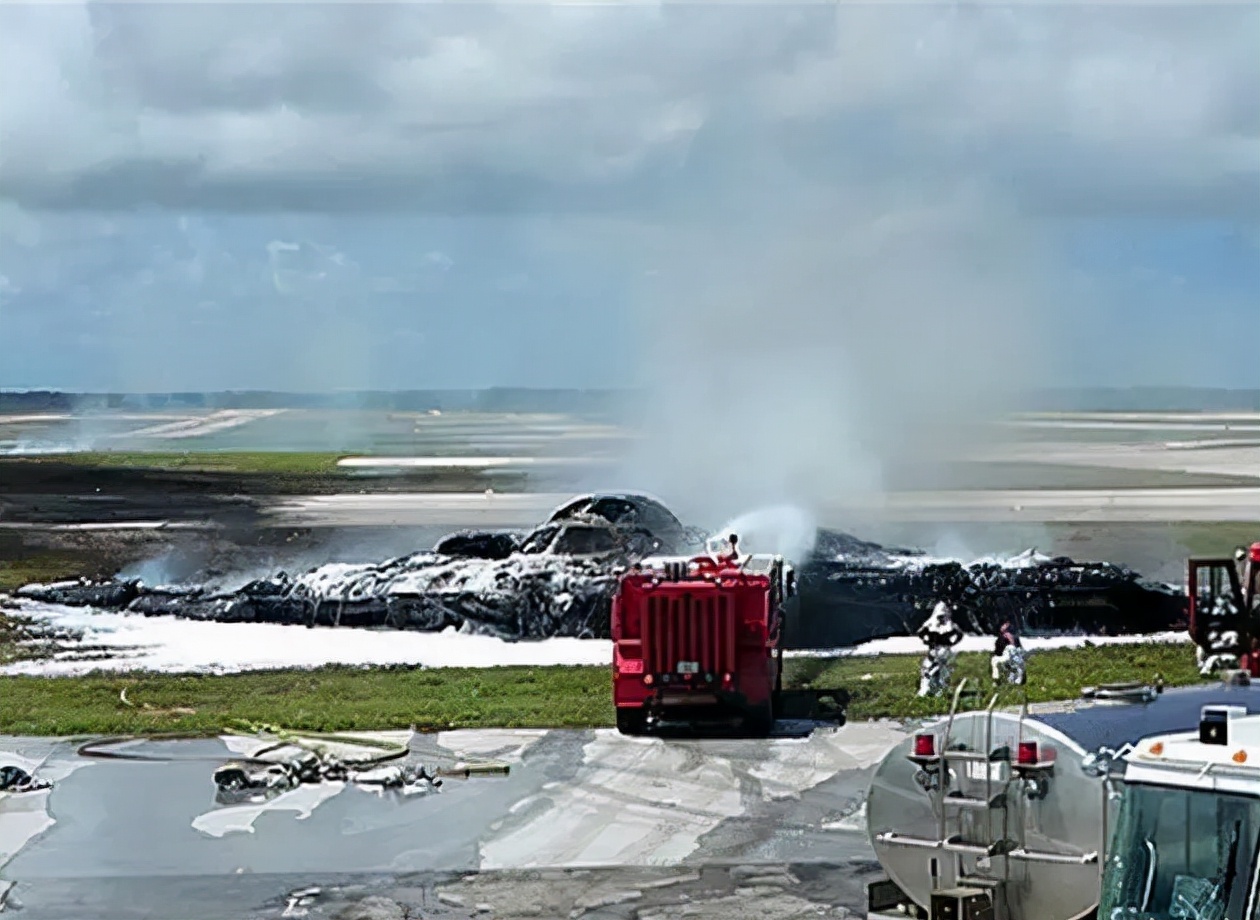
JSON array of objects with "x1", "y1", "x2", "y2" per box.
[{"x1": 865, "y1": 677, "x2": 1260, "y2": 920}]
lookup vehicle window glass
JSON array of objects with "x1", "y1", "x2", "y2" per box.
[
  {"x1": 553, "y1": 526, "x2": 616, "y2": 555},
  {"x1": 590, "y1": 499, "x2": 636, "y2": 523},
  {"x1": 549, "y1": 500, "x2": 590, "y2": 522},
  {"x1": 519, "y1": 526, "x2": 558, "y2": 554},
  {"x1": 1100, "y1": 785, "x2": 1260, "y2": 919}
]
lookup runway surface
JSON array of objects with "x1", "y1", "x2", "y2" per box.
[
  {"x1": 0, "y1": 722, "x2": 904, "y2": 919},
  {"x1": 264, "y1": 487, "x2": 1260, "y2": 528},
  {"x1": 990, "y1": 440, "x2": 1260, "y2": 479}
]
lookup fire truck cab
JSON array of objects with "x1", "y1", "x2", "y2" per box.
[
  {"x1": 610, "y1": 535, "x2": 796, "y2": 736},
  {"x1": 1188, "y1": 541, "x2": 1260, "y2": 676},
  {"x1": 1098, "y1": 706, "x2": 1260, "y2": 919}
]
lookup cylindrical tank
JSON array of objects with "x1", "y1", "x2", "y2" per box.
[{"x1": 866, "y1": 682, "x2": 1260, "y2": 920}]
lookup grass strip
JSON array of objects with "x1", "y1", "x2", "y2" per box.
[
  {"x1": 0, "y1": 640, "x2": 1203, "y2": 736},
  {"x1": 0, "y1": 451, "x2": 348, "y2": 475}
]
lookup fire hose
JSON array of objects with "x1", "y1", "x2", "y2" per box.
[
  {"x1": 74, "y1": 705, "x2": 510, "y2": 804},
  {"x1": 77, "y1": 728, "x2": 511, "y2": 777},
  {"x1": 79, "y1": 689, "x2": 512, "y2": 777}
]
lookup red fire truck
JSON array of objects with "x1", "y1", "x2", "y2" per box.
[{"x1": 610, "y1": 535, "x2": 847, "y2": 735}]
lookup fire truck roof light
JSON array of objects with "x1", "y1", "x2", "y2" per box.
[
  {"x1": 1017, "y1": 741, "x2": 1039, "y2": 765},
  {"x1": 1200, "y1": 706, "x2": 1241, "y2": 746},
  {"x1": 913, "y1": 733, "x2": 936, "y2": 757}
]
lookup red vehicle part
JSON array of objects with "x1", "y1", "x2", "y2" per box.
[
  {"x1": 1187, "y1": 544, "x2": 1260, "y2": 676},
  {"x1": 611, "y1": 549, "x2": 789, "y2": 736}
]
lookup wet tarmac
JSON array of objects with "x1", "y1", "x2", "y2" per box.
[{"x1": 0, "y1": 723, "x2": 905, "y2": 919}]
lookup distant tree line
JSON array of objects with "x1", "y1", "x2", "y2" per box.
[
  {"x1": 2, "y1": 387, "x2": 1257, "y2": 414},
  {"x1": 0, "y1": 388, "x2": 643, "y2": 416}
]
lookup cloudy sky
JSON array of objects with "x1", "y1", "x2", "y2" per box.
[{"x1": 0, "y1": 1, "x2": 1256, "y2": 394}]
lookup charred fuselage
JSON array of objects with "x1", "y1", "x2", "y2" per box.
[{"x1": 13, "y1": 494, "x2": 1189, "y2": 648}]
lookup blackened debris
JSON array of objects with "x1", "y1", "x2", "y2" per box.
[
  {"x1": 433, "y1": 531, "x2": 520, "y2": 560},
  {"x1": 0, "y1": 765, "x2": 51, "y2": 794},
  {"x1": 794, "y1": 548, "x2": 1188, "y2": 648},
  {"x1": 11, "y1": 493, "x2": 1189, "y2": 648}
]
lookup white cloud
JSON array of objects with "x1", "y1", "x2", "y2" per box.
[
  {"x1": 0, "y1": 1, "x2": 1254, "y2": 397},
  {"x1": 267, "y1": 240, "x2": 359, "y2": 297},
  {"x1": 422, "y1": 250, "x2": 454, "y2": 272},
  {"x1": 0, "y1": 2, "x2": 1250, "y2": 217}
]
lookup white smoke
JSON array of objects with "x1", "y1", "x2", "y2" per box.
[
  {"x1": 117, "y1": 551, "x2": 183, "y2": 588},
  {"x1": 711, "y1": 504, "x2": 818, "y2": 564},
  {"x1": 600, "y1": 183, "x2": 1056, "y2": 533}
]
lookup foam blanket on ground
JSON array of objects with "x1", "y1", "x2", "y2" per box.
[{"x1": 12, "y1": 529, "x2": 1189, "y2": 649}]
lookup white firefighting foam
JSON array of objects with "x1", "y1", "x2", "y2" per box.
[{"x1": 0, "y1": 598, "x2": 1188, "y2": 677}]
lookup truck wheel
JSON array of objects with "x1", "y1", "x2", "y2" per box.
[
  {"x1": 616, "y1": 708, "x2": 647, "y2": 736},
  {"x1": 744, "y1": 700, "x2": 775, "y2": 737}
]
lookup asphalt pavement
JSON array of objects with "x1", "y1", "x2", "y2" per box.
[{"x1": 0, "y1": 722, "x2": 905, "y2": 919}]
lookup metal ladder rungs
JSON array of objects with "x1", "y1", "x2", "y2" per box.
[
  {"x1": 1007, "y1": 847, "x2": 1098, "y2": 865},
  {"x1": 941, "y1": 750, "x2": 991, "y2": 762},
  {"x1": 874, "y1": 832, "x2": 942, "y2": 850},
  {"x1": 943, "y1": 835, "x2": 1017, "y2": 857},
  {"x1": 945, "y1": 791, "x2": 1006, "y2": 809},
  {"x1": 956, "y1": 876, "x2": 1003, "y2": 889}
]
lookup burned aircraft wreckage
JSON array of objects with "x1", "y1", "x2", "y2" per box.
[{"x1": 15, "y1": 494, "x2": 1188, "y2": 648}]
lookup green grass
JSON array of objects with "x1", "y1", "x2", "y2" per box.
[
  {"x1": 1164, "y1": 522, "x2": 1260, "y2": 559},
  {"x1": 0, "y1": 665, "x2": 614, "y2": 736},
  {"x1": 8, "y1": 451, "x2": 348, "y2": 475},
  {"x1": 0, "y1": 551, "x2": 111, "y2": 594},
  {"x1": 784, "y1": 641, "x2": 1202, "y2": 722},
  {"x1": 0, "y1": 641, "x2": 1206, "y2": 736},
  {"x1": 0, "y1": 451, "x2": 531, "y2": 494}
]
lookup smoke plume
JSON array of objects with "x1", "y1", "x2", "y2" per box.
[{"x1": 609, "y1": 182, "x2": 1057, "y2": 531}]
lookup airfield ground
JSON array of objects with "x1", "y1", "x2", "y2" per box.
[
  {"x1": 1, "y1": 408, "x2": 1258, "y2": 918},
  {"x1": 2, "y1": 408, "x2": 1259, "y2": 726}
]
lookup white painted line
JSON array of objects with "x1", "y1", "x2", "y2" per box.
[
  {"x1": 124, "y1": 409, "x2": 286, "y2": 440},
  {"x1": 337, "y1": 456, "x2": 614, "y2": 469},
  {"x1": 0, "y1": 414, "x2": 74, "y2": 424}
]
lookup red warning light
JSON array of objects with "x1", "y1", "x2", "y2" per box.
[{"x1": 914, "y1": 733, "x2": 936, "y2": 757}]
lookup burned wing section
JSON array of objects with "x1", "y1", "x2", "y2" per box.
[
  {"x1": 790, "y1": 544, "x2": 1188, "y2": 649},
  {"x1": 15, "y1": 511, "x2": 669, "y2": 641},
  {"x1": 10, "y1": 493, "x2": 1190, "y2": 648}
]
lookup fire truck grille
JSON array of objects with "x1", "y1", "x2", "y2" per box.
[{"x1": 643, "y1": 592, "x2": 737, "y2": 676}]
